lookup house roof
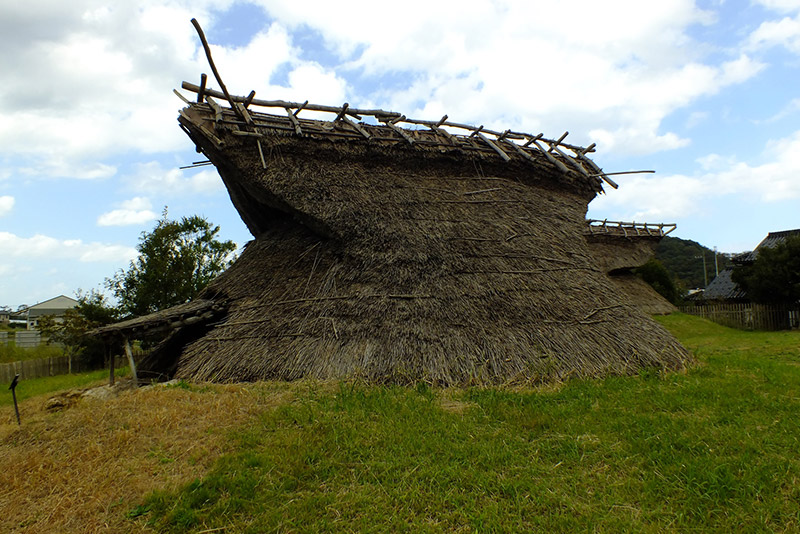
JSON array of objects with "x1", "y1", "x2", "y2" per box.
[
  {"x1": 90, "y1": 299, "x2": 225, "y2": 339},
  {"x1": 18, "y1": 295, "x2": 79, "y2": 313},
  {"x1": 738, "y1": 228, "x2": 800, "y2": 263},
  {"x1": 701, "y1": 268, "x2": 748, "y2": 301}
]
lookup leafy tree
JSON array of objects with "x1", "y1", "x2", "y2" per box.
[
  {"x1": 39, "y1": 290, "x2": 119, "y2": 370},
  {"x1": 731, "y1": 235, "x2": 800, "y2": 305},
  {"x1": 655, "y1": 236, "x2": 733, "y2": 289},
  {"x1": 635, "y1": 259, "x2": 681, "y2": 304},
  {"x1": 106, "y1": 210, "x2": 236, "y2": 317}
]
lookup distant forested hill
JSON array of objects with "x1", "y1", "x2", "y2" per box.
[{"x1": 655, "y1": 236, "x2": 735, "y2": 290}]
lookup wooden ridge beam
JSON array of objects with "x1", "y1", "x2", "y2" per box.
[{"x1": 181, "y1": 81, "x2": 595, "y2": 154}]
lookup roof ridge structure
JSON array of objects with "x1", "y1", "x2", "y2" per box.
[{"x1": 176, "y1": 81, "x2": 619, "y2": 191}]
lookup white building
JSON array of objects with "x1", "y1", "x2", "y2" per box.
[{"x1": 17, "y1": 295, "x2": 79, "y2": 330}]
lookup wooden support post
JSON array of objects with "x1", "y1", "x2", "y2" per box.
[
  {"x1": 523, "y1": 133, "x2": 544, "y2": 147},
  {"x1": 235, "y1": 102, "x2": 255, "y2": 126},
  {"x1": 469, "y1": 125, "x2": 484, "y2": 138},
  {"x1": 286, "y1": 108, "x2": 303, "y2": 134},
  {"x1": 124, "y1": 338, "x2": 138, "y2": 386},
  {"x1": 9, "y1": 374, "x2": 20, "y2": 425},
  {"x1": 548, "y1": 131, "x2": 569, "y2": 152},
  {"x1": 294, "y1": 100, "x2": 309, "y2": 116},
  {"x1": 429, "y1": 125, "x2": 458, "y2": 146},
  {"x1": 334, "y1": 103, "x2": 350, "y2": 122},
  {"x1": 341, "y1": 115, "x2": 371, "y2": 140},
  {"x1": 205, "y1": 96, "x2": 223, "y2": 123},
  {"x1": 530, "y1": 139, "x2": 571, "y2": 174},
  {"x1": 383, "y1": 120, "x2": 415, "y2": 145},
  {"x1": 197, "y1": 73, "x2": 207, "y2": 103},
  {"x1": 476, "y1": 132, "x2": 510, "y2": 162},
  {"x1": 256, "y1": 139, "x2": 267, "y2": 169},
  {"x1": 548, "y1": 143, "x2": 590, "y2": 176},
  {"x1": 508, "y1": 142, "x2": 538, "y2": 164},
  {"x1": 244, "y1": 90, "x2": 256, "y2": 108},
  {"x1": 107, "y1": 342, "x2": 114, "y2": 386}
]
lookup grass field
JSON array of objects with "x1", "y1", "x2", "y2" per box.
[
  {"x1": 0, "y1": 342, "x2": 63, "y2": 364},
  {"x1": 2, "y1": 314, "x2": 799, "y2": 533},
  {"x1": 0, "y1": 368, "x2": 128, "y2": 407}
]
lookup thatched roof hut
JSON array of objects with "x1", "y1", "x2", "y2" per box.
[
  {"x1": 109, "y1": 68, "x2": 690, "y2": 385},
  {"x1": 585, "y1": 220, "x2": 678, "y2": 315},
  {"x1": 99, "y1": 21, "x2": 687, "y2": 384}
]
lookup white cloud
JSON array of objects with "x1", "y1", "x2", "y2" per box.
[
  {"x1": 124, "y1": 161, "x2": 224, "y2": 196},
  {"x1": 754, "y1": 0, "x2": 800, "y2": 14},
  {"x1": 748, "y1": 14, "x2": 800, "y2": 53},
  {"x1": 0, "y1": 195, "x2": 13, "y2": 216},
  {"x1": 0, "y1": 0, "x2": 768, "y2": 181},
  {"x1": 97, "y1": 196, "x2": 158, "y2": 227},
  {"x1": 686, "y1": 111, "x2": 710, "y2": 129},
  {"x1": 590, "y1": 129, "x2": 800, "y2": 220},
  {"x1": 696, "y1": 153, "x2": 736, "y2": 171},
  {"x1": 0, "y1": 231, "x2": 137, "y2": 263},
  {"x1": 240, "y1": 0, "x2": 760, "y2": 155}
]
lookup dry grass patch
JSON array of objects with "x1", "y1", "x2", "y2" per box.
[{"x1": 0, "y1": 380, "x2": 293, "y2": 534}]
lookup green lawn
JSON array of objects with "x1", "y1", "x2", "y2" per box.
[
  {"x1": 1, "y1": 368, "x2": 128, "y2": 407},
  {"x1": 128, "y1": 314, "x2": 800, "y2": 532}
]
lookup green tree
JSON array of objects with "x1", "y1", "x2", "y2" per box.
[
  {"x1": 635, "y1": 258, "x2": 681, "y2": 304},
  {"x1": 39, "y1": 290, "x2": 119, "y2": 370},
  {"x1": 106, "y1": 211, "x2": 236, "y2": 318},
  {"x1": 655, "y1": 236, "x2": 733, "y2": 289},
  {"x1": 731, "y1": 236, "x2": 800, "y2": 305}
]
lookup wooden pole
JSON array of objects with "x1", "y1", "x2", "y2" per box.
[
  {"x1": 124, "y1": 338, "x2": 138, "y2": 386},
  {"x1": 190, "y1": 18, "x2": 241, "y2": 117},
  {"x1": 9, "y1": 374, "x2": 20, "y2": 425},
  {"x1": 106, "y1": 342, "x2": 114, "y2": 386}
]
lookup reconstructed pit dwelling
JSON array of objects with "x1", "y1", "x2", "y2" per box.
[
  {"x1": 585, "y1": 220, "x2": 678, "y2": 316},
  {"x1": 111, "y1": 22, "x2": 690, "y2": 385}
]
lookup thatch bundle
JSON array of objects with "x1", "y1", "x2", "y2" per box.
[{"x1": 130, "y1": 96, "x2": 690, "y2": 385}]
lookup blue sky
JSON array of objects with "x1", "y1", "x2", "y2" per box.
[{"x1": 1, "y1": 0, "x2": 799, "y2": 308}]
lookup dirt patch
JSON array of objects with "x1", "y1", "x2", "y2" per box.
[{"x1": 0, "y1": 381, "x2": 294, "y2": 533}]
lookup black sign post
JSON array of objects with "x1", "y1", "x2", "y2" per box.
[{"x1": 9, "y1": 374, "x2": 20, "y2": 425}]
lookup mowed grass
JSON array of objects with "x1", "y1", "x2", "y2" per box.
[
  {"x1": 133, "y1": 314, "x2": 800, "y2": 533},
  {"x1": 2, "y1": 314, "x2": 799, "y2": 532}
]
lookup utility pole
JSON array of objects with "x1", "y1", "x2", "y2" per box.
[
  {"x1": 714, "y1": 246, "x2": 719, "y2": 277},
  {"x1": 701, "y1": 252, "x2": 708, "y2": 287}
]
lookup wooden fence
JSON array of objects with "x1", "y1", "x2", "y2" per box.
[
  {"x1": 680, "y1": 303, "x2": 800, "y2": 331},
  {"x1": 0, "y1": 355, "x2": 126, "y2": 384}
]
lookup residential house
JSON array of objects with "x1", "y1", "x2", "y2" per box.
[
  {"x1": 690, "y1": 229, "x2": 800, "y2": 330},
  {"x1": 17, "y1": 295, "x2": 79, "y2": 330}
]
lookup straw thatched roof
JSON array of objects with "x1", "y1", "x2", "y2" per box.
[
  {"x1": 584, "y1": 220, "x2": 678, "y2": 315},
  {"x1": 115, "y1": 73, "x2": 691, "y2": 385},
  {"x1": 108, "y1": 20, "x2": 688, "y2": 384}
]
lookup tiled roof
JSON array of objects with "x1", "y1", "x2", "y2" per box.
[
  {"x1": 702, "y1": 267, "x2": 748, "y2": 301},
  {"x1": 738, "y1": 228, "x2": 800, "y2": 263}
]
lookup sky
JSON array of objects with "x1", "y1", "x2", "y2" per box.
[{"x1": 1, "y1": 0, "x2": 799, "y2": 308}]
